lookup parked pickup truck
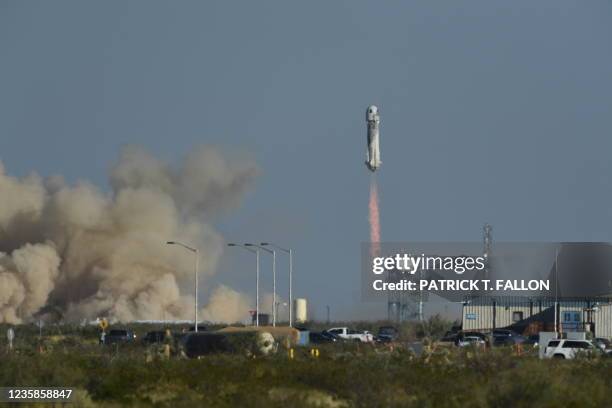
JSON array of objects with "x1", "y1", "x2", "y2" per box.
[{"x1": 326, "y1": 327, "x2": 374, "y2": 343}]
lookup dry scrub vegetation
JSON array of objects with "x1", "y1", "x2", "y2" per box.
[{"x1": 0, "y1": 321, "x2": 610, "y2": 408}]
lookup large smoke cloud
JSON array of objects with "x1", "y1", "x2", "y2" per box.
[{"x1": 0, "y1": 146, "x2": 258, "y2": 324}]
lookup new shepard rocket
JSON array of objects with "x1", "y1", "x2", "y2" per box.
[{"x1": 365, "y1": 105, "x2": 381, "y2": 172}]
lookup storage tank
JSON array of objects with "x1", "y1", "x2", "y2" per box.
[{"x1": 294, "y1": 298, "x2": 308, "y2": 323}]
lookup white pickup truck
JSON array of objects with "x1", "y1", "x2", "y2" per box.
[{"x1": 327, "y1": 327, "x2": 374, "y2": 343}]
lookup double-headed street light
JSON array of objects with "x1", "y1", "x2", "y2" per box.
[
  {"x1": 246, "y1": 244, "x2": 276, "y2": 327},
  {"x1": 227, "y1": 243, "x2": 260, "y2": 327},
  {"x1": 261, "y1": 243, "x2": 293, "y2": 327},
  {"x1": 166, "y1": 241, "x2": 199, "y2": 332}
]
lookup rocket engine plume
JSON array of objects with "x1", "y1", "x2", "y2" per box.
[{"x1": 369, "y1": 176, "x2": 381, "y2": 257}]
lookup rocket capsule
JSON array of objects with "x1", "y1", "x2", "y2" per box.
[{"x1": 365, "y1": 105, "x2": 381, "y2": 172}]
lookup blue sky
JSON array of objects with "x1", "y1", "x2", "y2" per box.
[{"x1": 2, "y1": 1, "x2": 612, "y2": 320}]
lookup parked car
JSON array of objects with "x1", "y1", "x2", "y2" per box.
[
  {"x1": 321, "y1": 330, "x2": 345, "y2": 342},
  {"x1": 309, "y1": 331, "x2": 339, "y2": 344},
  {"x1": 492, "y1": 329, "x2": 526, "y2": 346},
  {"x1": 103, "y1": 329, "x2": 136, "y2": 344},
  {"x1": 376, "y1": 326, "x2": 399, "y2": 343},
  {"x1": 522, "y1": 334, "x2": 540, "y2": 347},
  {"x1": 543, "y1": 339, "x2": 598, "y2": 359},
  {"x1": 454, "y1": 331, "x2": 489, "y2": 347},
  {"x1": 593, "y1": 337, "x2": 611, "y2": 351},
  {"x1": 327, "y1": 327, "x2": 374, "y2": 343},
  {"x1": 457, "y1": 336, "x2": 486, "y2": 348}
]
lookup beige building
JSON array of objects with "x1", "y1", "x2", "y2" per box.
[{"x1": 462, "y1": 296, "x2": 612, "y2": 338}]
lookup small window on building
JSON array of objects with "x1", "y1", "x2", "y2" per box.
[
  {"x1": 512, "y1": 311, "x2": 523, "y2": 322},
  {"x1": 562, "y1": 311, "x2": 581, "y2": 322}
]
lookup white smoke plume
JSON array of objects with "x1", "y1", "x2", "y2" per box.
[
  {"x1": 199, "y1": 285, "x2": 252, "y2": 323},
  {"x1": 0, "y1": 146, "x2": 258, "y2": 324}
]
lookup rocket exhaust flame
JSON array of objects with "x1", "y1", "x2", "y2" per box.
[{"x1": 369, "y1": 176, "x2": 381, "y2": 257}]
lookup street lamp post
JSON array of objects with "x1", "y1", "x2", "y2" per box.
[
  {"x1": 228, "y1": 243, "x2": 260, "y2": 327},
  {"x1": 166, "y1": 241, "x2": 199, "y2": 332},
  {"x1": 246, "y1": 244, "x2": 276, "y2": 326},
  {"x1": 261, "y1": 243, "x2": 293, "y2": 327}
]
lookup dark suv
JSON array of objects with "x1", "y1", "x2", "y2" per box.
[
  {"x1": 492, "y1": 329, "x2": 526, "y2": 346},
  {"x1": 376, "y1": 326, "x2": 399, "y2": 343},
  {"x1": 103, "y1": 329, "x2": 136, "y2": 344},
  {"x1": 309, "y1": 332, "x2": 337, "y2": 344}
]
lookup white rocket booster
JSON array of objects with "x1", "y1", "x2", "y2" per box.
[{"x1": 365, "y1": 105, "x2": 381, "y2": 172}]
